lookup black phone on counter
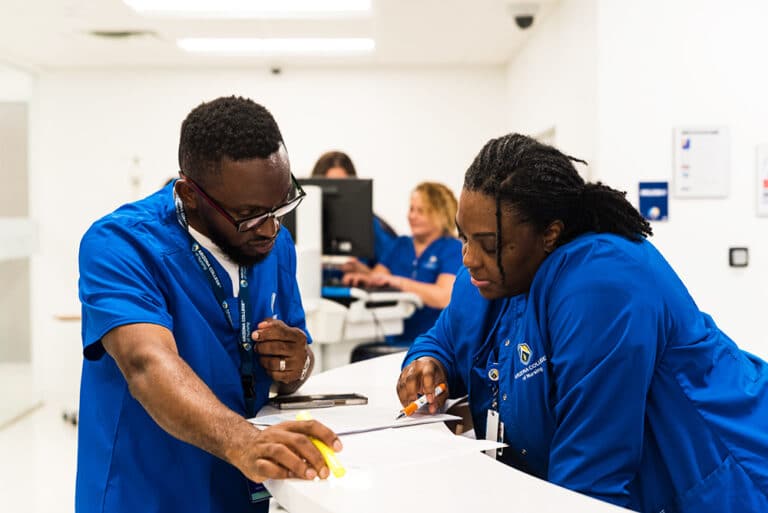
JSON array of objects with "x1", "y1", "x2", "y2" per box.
[{"x1": 269, "y1": 393, "x2": 368, "y2": 409}]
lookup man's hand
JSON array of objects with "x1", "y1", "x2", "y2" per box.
[
  {"x1": 253, "y1": 319, "x2": 309, "y2": 384},
  {"x1": 229, "y1": 420, "x2": 342, "y2": 483},
  {"x1": 102, "y1": 323, "x2": 323, "y2": 479}
]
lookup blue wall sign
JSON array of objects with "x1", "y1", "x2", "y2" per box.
[{"x1": 638, "y1": 181, "x2": 669, "y2": 221}]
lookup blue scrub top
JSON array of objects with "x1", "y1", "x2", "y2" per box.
[
  {"x1": 372, "y1": 215, "x2": 397, "y2": 266},
  {"x1": 76, "y1": 183, "x2": 310, "y2": 513},
  {"x1": 404, "y1": 233, "x2": 768, "y2": 513},
  {"x1": 380, "y1": 235, "x2": 462, "y2": 344},
  {"x1": 353, "y1": 215, "x2": 398, "y2": 269}
]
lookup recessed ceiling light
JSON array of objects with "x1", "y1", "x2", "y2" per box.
[
  {"x1": 124, "y1": 0, "x2": 372, "y2": 18},
  {"x1": 177, "y1": 38, "x2": 375, "y2": 55}
]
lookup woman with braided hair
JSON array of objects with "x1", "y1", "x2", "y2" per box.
[{"x1": 396, "y1": 133, "x2": 768, "y2": 512}]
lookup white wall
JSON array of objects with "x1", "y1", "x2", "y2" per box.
[
  {"x1": 596, "y1": 0, "x2": 768, "y2": 357},
  {"x1": 0, "y1": 64, "x2": 35, "y2": 102},
  {"x1": 505, "y1": 0, "x2": 768, "y2": 357},
  {"x1": 0, "y1": 64, "x2": 34, "y2": 363},
  {"x1": 28, "y1": 0, "x2": 768, "y2": 405},
  {"x1": 504, "y1": 0, "x2": 598, "y2": 175},
  {"x1": 29, "y1": 67, "x2": 507, "y2": 403}
]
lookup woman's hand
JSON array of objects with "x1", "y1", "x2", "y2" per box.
[
  {"x1": 339, "y1": 258, "x2": 371, "y2": 274},
  {"x1": 344, "y1": 272, "x2": 401, "y2": 289},
  {"x1": 341, "y1": 271, "x2": 372, "y2": 287},
  {"x1": 396, "y1": 357, "x2": 449, "y2": 414},
  {"x1": 368, "y1": 273, "x2": 401, "y2": 288}
]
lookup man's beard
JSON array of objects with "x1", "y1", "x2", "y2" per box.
[{"x1": 206, "y1": 225, "x2": 277, "y2": 267}]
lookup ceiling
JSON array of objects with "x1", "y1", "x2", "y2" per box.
[{"x1": 0, "y1": 0, "x2": 557, "y2": 71}]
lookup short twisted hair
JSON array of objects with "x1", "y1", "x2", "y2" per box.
[{"x1": 178, "y1": 96, "x2": 283, "y2": 183}]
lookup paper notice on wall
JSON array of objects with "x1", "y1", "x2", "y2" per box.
[
  {"x1": 757, "y1": 145, "x2": 768, "y2": 217},
  {"x1": 673, "y1": 126, "x2": 730, "y2": 198}
]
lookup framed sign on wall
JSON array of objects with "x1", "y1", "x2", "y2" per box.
[
  {"x1": 673, "y1": 126, "x2": 730, "y2": 198},
  {"x1": 756, "y1": 144, "x2": 768, "y2": 217}
]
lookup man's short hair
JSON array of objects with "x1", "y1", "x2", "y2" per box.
[{"x1": 178, "y1": 96, "x2": 284, "y2": 183}]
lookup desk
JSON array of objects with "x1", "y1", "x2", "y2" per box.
[
  {"x1": 304, "y1": 290, "x2": 421, "y2": 372},
  {"x1": 264, "y1": 354, "x2": 629, "y2": 513}
]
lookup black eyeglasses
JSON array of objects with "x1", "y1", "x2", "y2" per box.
[{"x1": 181, "y1": 172, "x2": 306, "y2": 232}]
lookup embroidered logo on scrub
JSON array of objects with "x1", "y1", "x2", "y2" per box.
[
  {"x1": 517, "y1": 343, "x2": 532, "y2": 364},
  {"x1": 514, "y1": 341, "x2": 547, "y2": 382},
  {"x1": 423, "y1": 254, "x2": 439, "y2": 270}
]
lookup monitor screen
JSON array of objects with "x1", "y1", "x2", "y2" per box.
[{"x1": 283, "y1": 178, "x2": 374, "y2": 260}]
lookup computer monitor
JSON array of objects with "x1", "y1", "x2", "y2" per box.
[{"x1": 283, "y1": 178, "x2": 375, "y2": 261}]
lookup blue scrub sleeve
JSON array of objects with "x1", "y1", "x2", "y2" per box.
[
  {"x1": 378, "y1": 236, "x2": 406, "y2": 272},
  {"x1": 436, "y1": 238, "x2": 463, "y2": 276},
  {"x1": 402, "y1": 291, "x2": 466, "y2": 398},
  {"x1": 79, "y1": 224, "x2": 173, "y2": 360},
  {"x1": 373, "y1": 216, "x2": 397, "y2": 265},
  {"x1": 545, "y1": 277, "x2": 657, "y2": 508},
  {"x1": 276, "y1": 231, "x2": 312, "y2": 344}
]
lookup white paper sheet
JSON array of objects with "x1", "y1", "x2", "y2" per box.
[
  {"x1": 338, "y1": 426, "x2": 507, "y2": 469},
  {"x1": 249, "y1": 404, "x2": 460, "y2": 435}
]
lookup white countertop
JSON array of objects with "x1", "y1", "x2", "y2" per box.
[{"x1": 265, "y1": 353, "x2": 629, "y2": 513}]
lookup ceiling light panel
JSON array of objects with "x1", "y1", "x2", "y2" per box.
[
  {"x1": 123, "y1": 0, "x2": 372, "y2": 19},
  {"x1": 177, "y1": 37, "x2": 375, "y2": 55}
]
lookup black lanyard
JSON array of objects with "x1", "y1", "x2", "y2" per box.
[
  {"x1": 478, "y1": 298, "x2": 506, "y2": 408},
  {"x1": 175, "y1": 194, "x2": 258, "y2": 417}
]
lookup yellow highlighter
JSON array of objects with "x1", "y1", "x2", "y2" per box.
[{"x1": 295, "y1": 411, "x2": 346, "y2": 478}]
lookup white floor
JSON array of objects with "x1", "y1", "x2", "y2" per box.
[
  {"x1": 0, "y1": 393, "x2": 287, "y2": 513},
  {"x1": 0, "y1": 363, "x2": 43, "y2": 429},
  {"x1": 0, "y1": 402, "x2": 78, "y2": 513}
]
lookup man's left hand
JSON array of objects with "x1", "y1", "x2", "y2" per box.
[{"x1": 252, "y1": 319, "x2": 309, "y2": 384}]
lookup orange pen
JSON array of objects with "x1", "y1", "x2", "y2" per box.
[{"x1": 396, "y1": 383, "x2": 446, "y2": 420}]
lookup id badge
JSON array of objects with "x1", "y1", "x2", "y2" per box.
[
  {"x1": 247, "y1": 480, "x2": 271, "y2": 504},
  {"x1": 484, "y1": 409, "x2": 500, "y2": 459}
]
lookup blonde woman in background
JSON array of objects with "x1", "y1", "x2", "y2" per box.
[{"x1": 343, "y1": 182, "x2": 462, "y2": 354}]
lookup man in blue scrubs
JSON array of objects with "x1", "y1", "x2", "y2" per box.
[
  {"x1": 76, "y1": 96, "x2": 342, "y2": 513},
  {"x1": 397, "y1": 133, "x2": 768, "y2": 512}
]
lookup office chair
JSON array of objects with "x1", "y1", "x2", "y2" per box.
[{"x1": 350, "y1": 341, "x2": 408, "y2": 363}]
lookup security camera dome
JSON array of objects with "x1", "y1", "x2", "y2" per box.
[
  {"x1": 506, "y1": 2, "x2": 539, "y2": 30},
  {"x1": 515, "y1": 15, "x2": 535, "y2": 29}
]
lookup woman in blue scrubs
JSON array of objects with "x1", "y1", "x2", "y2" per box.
[
  {"x1": 397, "y1": 133, "x2": 768, "y2": 513},
  {"x1": 311, "y1": 150, "x2": 398, "y2": 265},
  {"x1": 343, "y1": 182, "x2": 462, "y2": 346}
]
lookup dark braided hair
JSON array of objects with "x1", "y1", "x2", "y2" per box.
[
  {"x1": 464, "y1": 133, "x2": 652, "y2": 279},
  {"x1": 178, "y1": 96, "x2": 284, "y2": 184}
]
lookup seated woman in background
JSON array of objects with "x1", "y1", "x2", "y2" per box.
[
  {"x1": 311, "y1": 150, "x2": 397, "y2": 266},
  {"x1": 343, "y1": 182, "x2": 463, "y2": 353}
]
